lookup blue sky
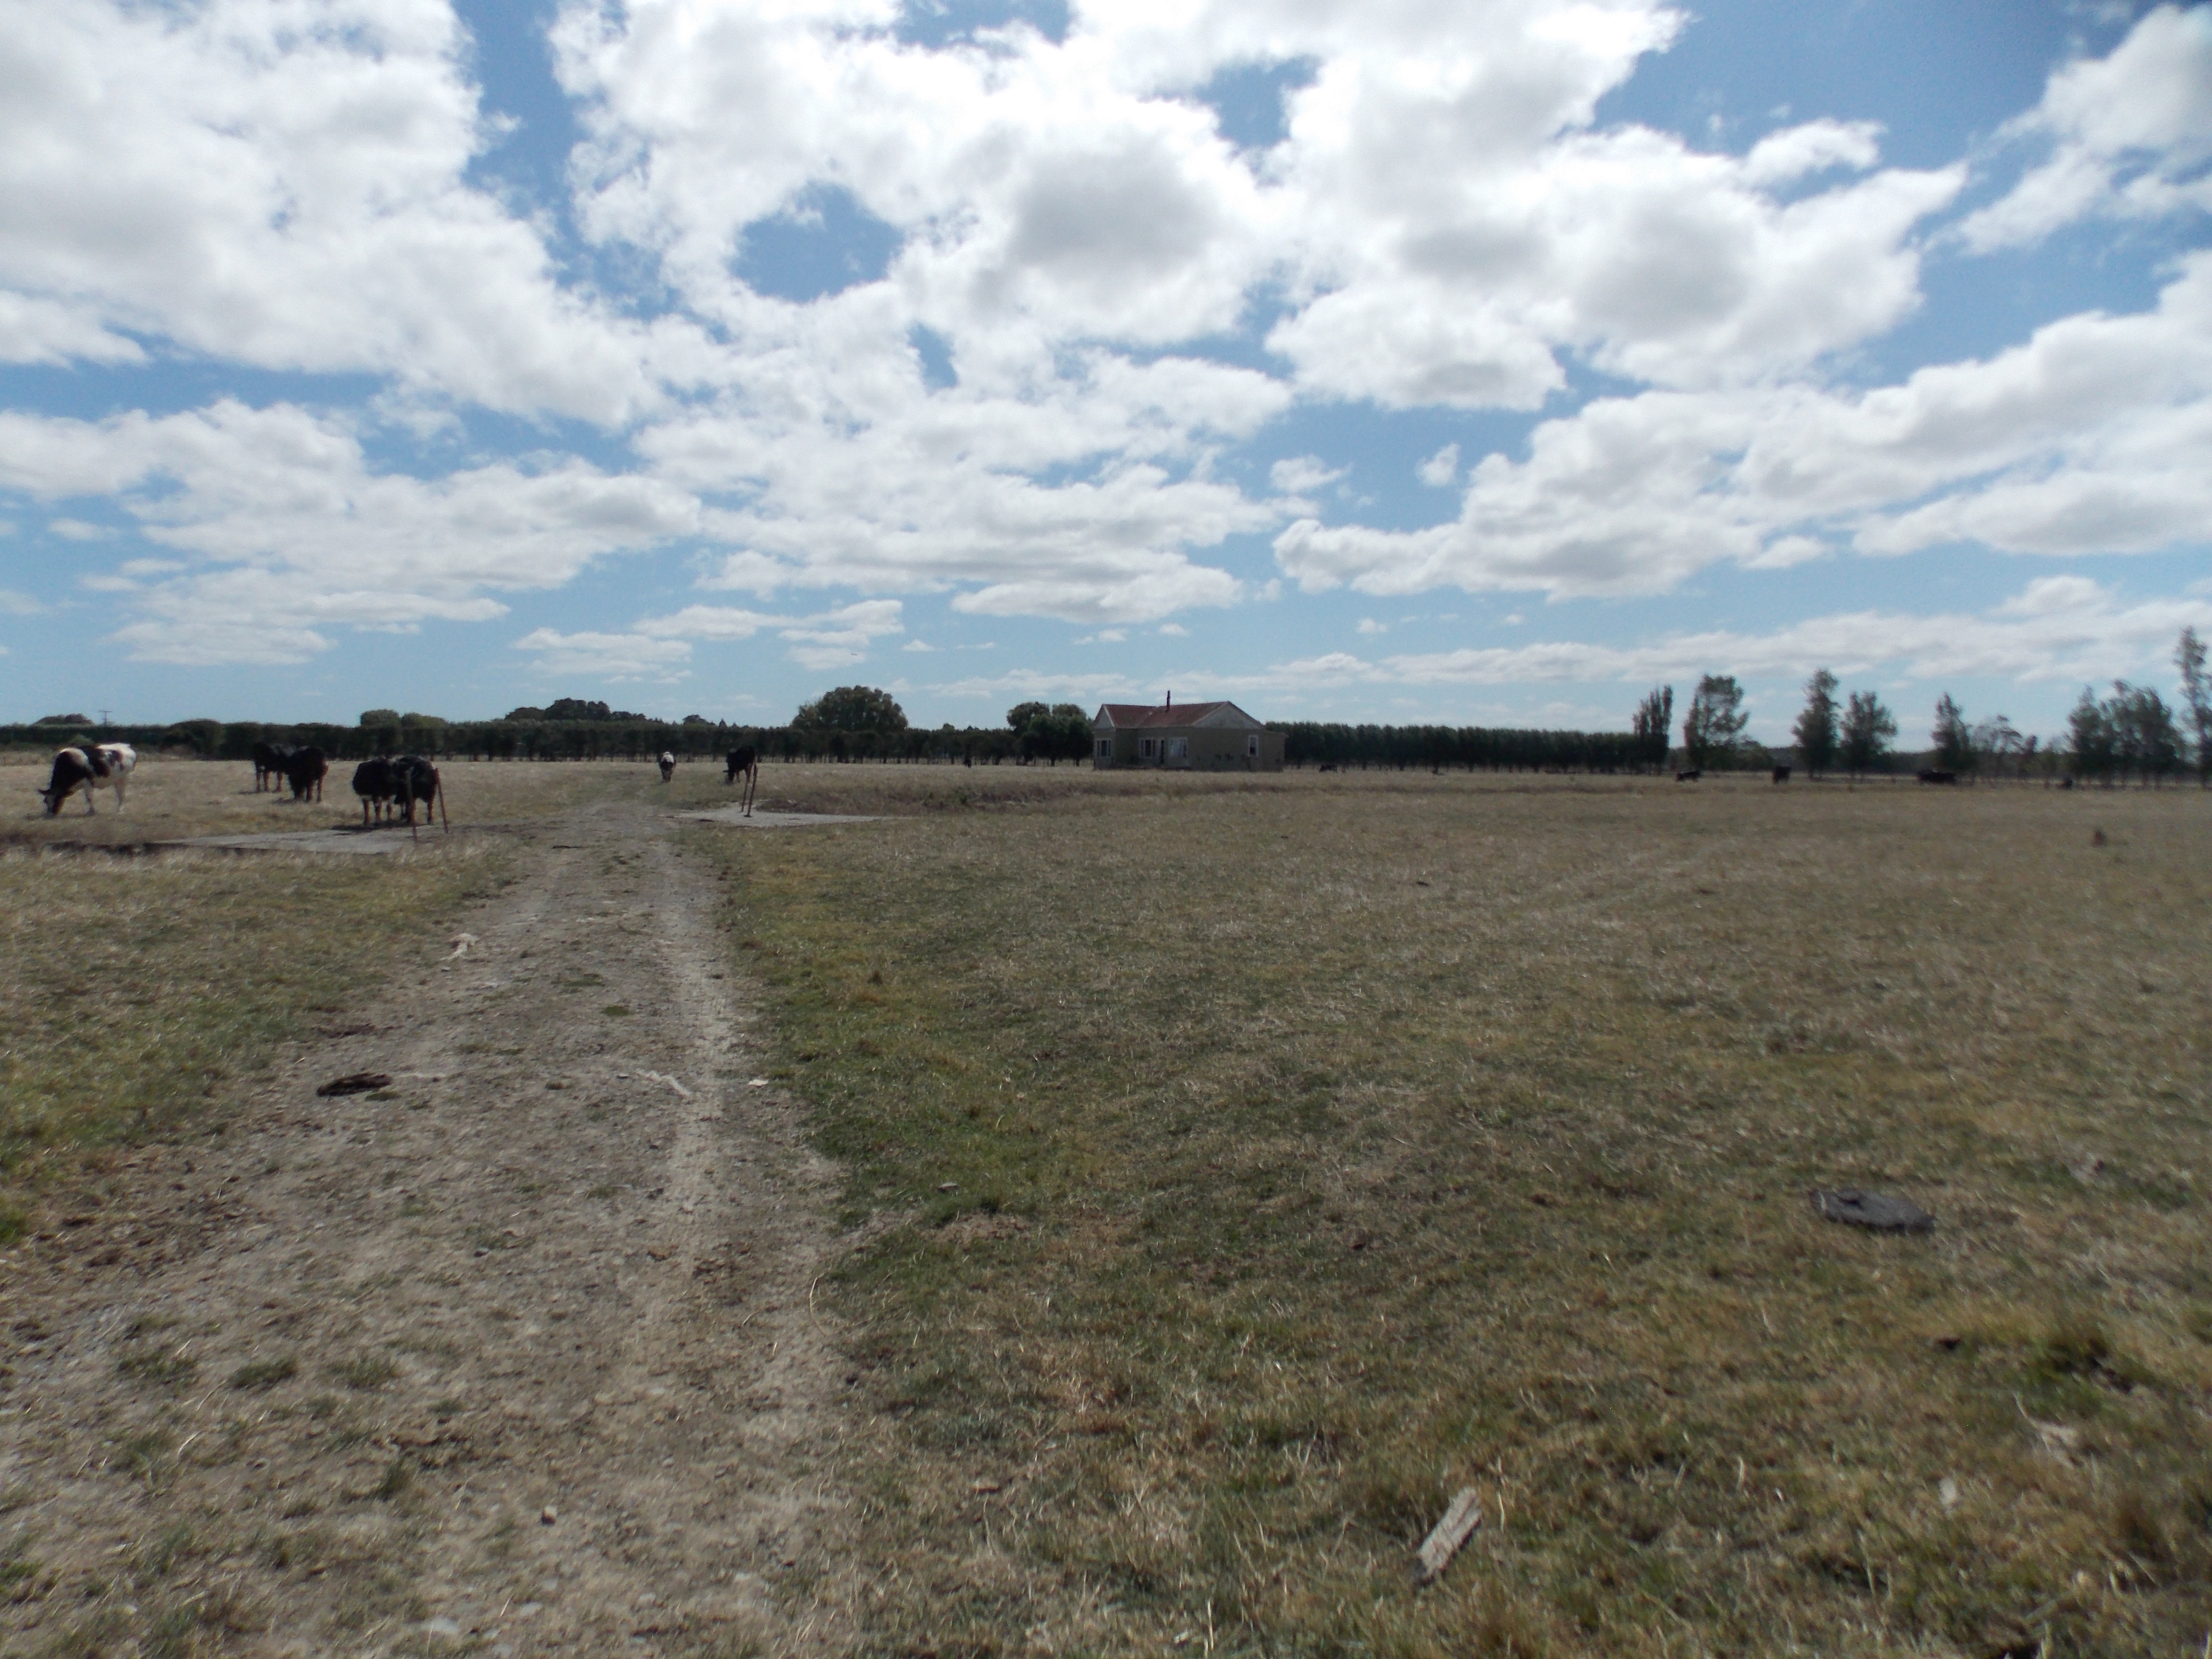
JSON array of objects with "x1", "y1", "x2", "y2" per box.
[{"x1": 1, "y1": 0, "x2": 2207, "y2": 743}]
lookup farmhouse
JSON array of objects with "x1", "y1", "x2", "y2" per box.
[{"x1": 1091, "y1": 698, "x2": 1285, "y2": 771}]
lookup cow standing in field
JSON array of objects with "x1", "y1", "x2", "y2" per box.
[
  {"x1": 252, "y1": 742, "x2": 294, "y2": 793},
  {"x1": 285, "y1": 746, "x2": 327, "y2": 803},
  {"x1": 1772, "y1": 766, "x2": 1792, "y2": 784},
  {"x1": 392, "y1": 755, "x2": 447, "y2": 837},
  {"x1": 658, "y1": 751, "x2": 676, "y2": 783},
  {"x1": 351, "y1": 757, "x2": 398, "y2": 825},
  {"x1": 724, "y1": 745, "x2": 758, "y2": 816},
  {"x1": 38, "y1": 744, "x2": 136, "y2": 816},
  {"x1": 1675, "y1": 768, "x2": 1703, "y2": 782}
]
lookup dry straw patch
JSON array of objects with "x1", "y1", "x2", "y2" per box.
[{"x1": 695, "y1": 773, "x2": 2212, "y2": 1656}]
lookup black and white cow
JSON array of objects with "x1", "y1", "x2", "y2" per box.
[
  {"x1": 392, "y1": 755, "x2": 447, "y2": 836},
  {"x1": 285, "y1": 746, "x2": 328, "y2": 803},
  {"x1": 351, "y1": 757, "x2": 398, "y2": 825},
  {"x1": 658, "y1": 750, "x2": 676, "y2": 782},
  {"x1": 252, "y1": 741, "x2": 295, "y2": 793},
  {"x1": 39, "y1": 743, "x2": 136, "y2": 816}
]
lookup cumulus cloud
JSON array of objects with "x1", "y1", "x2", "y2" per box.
[
  {"x1": 1417, "y1": 443, "x2": 1459, "y2": 486},
  {"x1": 514, "y1": 628, "x2": 694, "y2": 681},
  {"x1": 1960, "y1": 6, "x2": 2212, "y2": 252}
]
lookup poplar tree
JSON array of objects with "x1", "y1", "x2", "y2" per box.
[
  {"x1": 1840, "y1": 691, "x2": 1896, "y2": 778},
  {"x1": 1931, "y1": 694, "x2": 1974, "y2": 773},
  {"x1": 1682, "y1": 675, "x2": 1748, "y2": 769},
  {"x1": 1631, "y1": 685, "x2": 1673, "y2": 770},
  {"x1": 2179, "y1": 626, "x2": 2212, "y2": 786},
  {"x1": 1792, "y1": 669, "x2": 1839, "y2": 776}
]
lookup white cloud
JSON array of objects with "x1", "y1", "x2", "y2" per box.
[
  {"x1": 0, "y1": 588, "x2": 41, "y2": 614},
  {"x1": 513, "y1": 628, "x2": 693, "y2": 681},
  {"x1": 637, "y1": 596, "x2": 905, "y2": 671},
  {"x1": 0, "y1": 401, "x2": 695, "y2": 664},
  {"x1": 902, "y1": 638, "x2": 938, "y2": 651},
  {"x1": 1418, "y1": 443, "x2": 1460, "y2": 487},
  {"x1": 1225, "y1": 577, "x2": 2212, "y2": 694},
  {"x1": 1357, "y1": 617, "x2": 1387, "y2": 635},
  {"x1": 1274, "y1": 254, "x2": 2212, "y2": 598},
  {"x1": 1156, "y1": 622, "x2": 1189, "y2": 637},
  {"x1": 1960, "y1": 6, "x2": 2212, "y2": 252}
]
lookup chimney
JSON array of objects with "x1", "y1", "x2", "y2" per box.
[{"x1": 1166, "y1": 689, "x2": 1171, "y2": 709}]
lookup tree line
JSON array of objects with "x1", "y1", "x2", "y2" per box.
[{"x1": 13, "y1": 634, "x2": 2211, "y2": 781}]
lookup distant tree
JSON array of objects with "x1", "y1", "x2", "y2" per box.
[
  {"x1": 2067, "y1": 687, "x2": 2112, "y2": 782},
  {"x1": 2178, "y1": 626, "x2": 2212, "y2": 786},
  {"x1": 1931, "y1": 694, "x2": 1974, "y2": 773},
  {"x1": 1972, "y1": 714, "x2": 2025, "y2": 777},
  {"x1": 1631, "y1": 685, "x2": 1673, "y2": 770},
  {"x1": 360, "y1": 708, "x2": 401, "y2": 727},
  {"x1": 1682, "y1": 675, "x2": 1748, "y2": 769},
  {"x1": 399, "y1": 711, "x2": 447, "y2": 727},
  {"x1": 2107, "y1": 681, "x2": 2182, "y2": 786},
  {"x1": 796, "y1": 685, "x2": 908, "y2": 736},
  {"x1": 34, "y1": 713, "x2": 92, "y2": 725},
  {"x1": 1839, "y1": 691, "x2": 1896, "y2": 778},
  {"x1": 504, "y1": 705, "x2": 546, "y2": 721},
  {"x1": 681, "y1": 713, "x2": 712, "y2": 726},
  {"x1": 1792, "y1": 669, "x2": 1839, "y2": 777}
]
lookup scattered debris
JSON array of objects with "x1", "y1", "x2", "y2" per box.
[
  {"x1": 1933, "y1": 1334, "x2": 1963, "y2": 1351},
  {"x1": 540, "y1": 1504, "x2": 559, "y2": 1526},
  {"x1": 2068, "y1": 1155, "x2": 2105, "y2": 1184},
  {"x1": 937, "y1": 1181, "x2": 959, "y2": 1192},
  {"x1": 449, "y1": 933, "x2": 478, "y2": 958},
  {"x1": 317, "y1": 1071, "x2": 394, "y2": 1098},
  {"x1": 747, "y1": 1077, "x2": 770, "y2": 1088},
  {"x1": 1809, "y1": 1188, "x2": 1935, "y2": 1233},
  {"x1": 970, "y1": 1478, "x2": 1003, "y2": 1493},
  {"x1": 640, "y1": 1070, "x2": 693, "y2": 1099},
  {"x1": 2030, "y1": 1419, "x2": 2082, "y2": 1463},
  {"x1": 2091, "y1": 828, "x2": 2107, "y2": 847},
  {"x1": 1939, "y1": 1476, "x2": 1960, "y2": 1511},
  {"x1": 1416, "y1": 1487, "x2": 1484, "y2": 1583}
]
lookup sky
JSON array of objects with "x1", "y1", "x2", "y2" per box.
[{"x1": 0, "y1": 0, "x2": 2208, "y2": 742}]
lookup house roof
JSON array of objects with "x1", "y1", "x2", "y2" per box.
[{"x1": 1093, "y1": 700, "x2": 1262, "y2": 731}]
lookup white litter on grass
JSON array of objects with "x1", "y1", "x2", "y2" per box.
[
  {"x1": 641, "y1": 1070, "x2": 693, "y2": 1099},
  {"x1": 747, "y1": 1078, "x2": 770, "y2": 1088},
  {"x1": 448, "y1": 933, "x2": 477, "y2": 958}
]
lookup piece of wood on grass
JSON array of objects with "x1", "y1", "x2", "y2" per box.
[
  {"x1": 1415, "y1": 1486, "x2": 1484, "y2": 1584},
  {"x1": 317, "y1": 1071, "x2": 394, "y2": 1097}
]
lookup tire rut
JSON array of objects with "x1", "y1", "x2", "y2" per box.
[{"x1": 0, "y1": 802, "x2": 856, "y2": 1657}]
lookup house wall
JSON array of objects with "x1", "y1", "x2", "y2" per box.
[{"x1": 1093, "y1": 725, "x2": 1284, "y2": 771}]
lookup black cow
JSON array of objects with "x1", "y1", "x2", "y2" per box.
[
  {"x1": 1772, "y1": 766, "x2": 1792, "y2": 784},
  {"x1": 392, "y1": 755, "x2": 447, "y2": 836},
  {"x1": 285, "y1": 746, "x2": 327, "y2": 802},
  {"x1": 1675, "y1": 768, "x2": 1703, "y2": 782},
  {"x1": 1916, "y1": 769, "x2": 1959, "y2": 785},
  {"x1": 252, "y1": 741, "x2": 294, "y2": 793},
  {"x1": 724, "y1": 745, "x2": 758, "y2": 816},
  {"x1": 351, "y1": 757, "x2": 398, "y2": 826}
]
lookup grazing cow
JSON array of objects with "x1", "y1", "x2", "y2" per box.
[
  {"x1": 1916, "y1": 769, "x2": 1959, "y2": 785},
  {"x1": 1675, "y1": 768, "x2": 1703, "y2": 782},
  {"x1": 252, "y1": 741, "x2": 295, "y2": 793},
  {"x1": 2058, "y1": 776, "x2": 2075, "y2": 790},
  {"x1": 658, "y1": 750, "x2": 676, "y2": 783},
  {"x1": 724, "y1": 745, "x2": 759, "y2": 816},
  {"x1": 38, "y1": 743, "x2": 136, "y2": 816},
  {"x1": 351, "y1": 757, "x2": 398, "y2": 826},
  {"x1": 1772, "y1": 766, "x2": 1792, "y2": 784},
  {"x1": 392, "y1": 755, "x2": 447, "y2": 837},
  {"x1": 285, "y1": 746, "x2": 327, "y2": 803}
]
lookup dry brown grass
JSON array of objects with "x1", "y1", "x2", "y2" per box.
[
  {"x1": 1, "y1": 755, "x2": 645, "y2": 846},
  {"x1": 692, "y1": 771, "x2": 2212, "y2": 1656}
]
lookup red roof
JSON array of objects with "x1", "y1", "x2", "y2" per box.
[{"x1": 1094, "y1": 701, "x2": 1238, "y2": 729}]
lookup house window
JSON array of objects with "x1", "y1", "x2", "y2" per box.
[
  {"x1": 1167, "y1": 738, "x2": 1189, "y2": 759},
  {"x1": 1140, "y1": 738, "x2": 1156, "y2": 758},
  {"x1": 1247, "y1": 735, "x2": 1259, "y2": 757},
  {"x1": 1095, "y1": 738, "x2": 1112, "y2": 759}
]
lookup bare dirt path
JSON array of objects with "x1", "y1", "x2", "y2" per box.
[{"x1": 2, "y1": 799, "x2": 858, "y2": 1656}]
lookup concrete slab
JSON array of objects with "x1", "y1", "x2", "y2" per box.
[
  {"x1": 679, "y1": 808, "x2": 884, "y2": 829},
  {"x1": 161, "y1": 828, "x2": 459, "y2": 855}
]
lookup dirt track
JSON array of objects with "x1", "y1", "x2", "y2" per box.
[{"x1": 1, "y1": 801, "x2": 857, "y2": 1655}]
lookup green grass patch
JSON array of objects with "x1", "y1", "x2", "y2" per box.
[{"x1": 688, "y1": 773, "x2": 2212, "y2": 1656}]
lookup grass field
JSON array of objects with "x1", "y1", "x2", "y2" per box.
[
  {"x1": 694, "y1": 768, "x2": 2212, "y2": 1656},
  {"x1": 0, "y1": 757, "x2": 642, "y2": 1232}
]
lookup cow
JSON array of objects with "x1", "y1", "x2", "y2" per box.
[
  {"x1": 38, "y1": 743, "x2": 136, "y2": 816},
  {"x1": 285, "y1": 746, "x2": 328, "y2": 803},
  {"x1": 1772, "y1": 766, "x2": 1792, "y2": 784},
  {"x1": 658, "y1": 750, "x2": 676, "y2": 783},
  {"x1": 392, "y1": 755, "x2": 447, "y2": 837},
  {"x1": 1675, "y1": 768, "x2": 1703, "y2": 782},
  {"x1": 1916, "y1": 769, "x2": 1959, "y2": 785},
  {"x1": 724, "y1": 745, "x2": 759, "y2": 816},
  {"x1": 351, "y1": 757, "x2": 398, "y2": 826},
  {"x1": 252, "y1": 741, "x2": 294, "y2": 793}
]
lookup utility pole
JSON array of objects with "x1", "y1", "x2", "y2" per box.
[{"x1": 99, "y1": 708, "x2": 112, "y2": 728}]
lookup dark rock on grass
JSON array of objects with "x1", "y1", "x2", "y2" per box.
[{"x1": 1810, "y1": 1187, "x2": 1935, "y2": 1233}]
